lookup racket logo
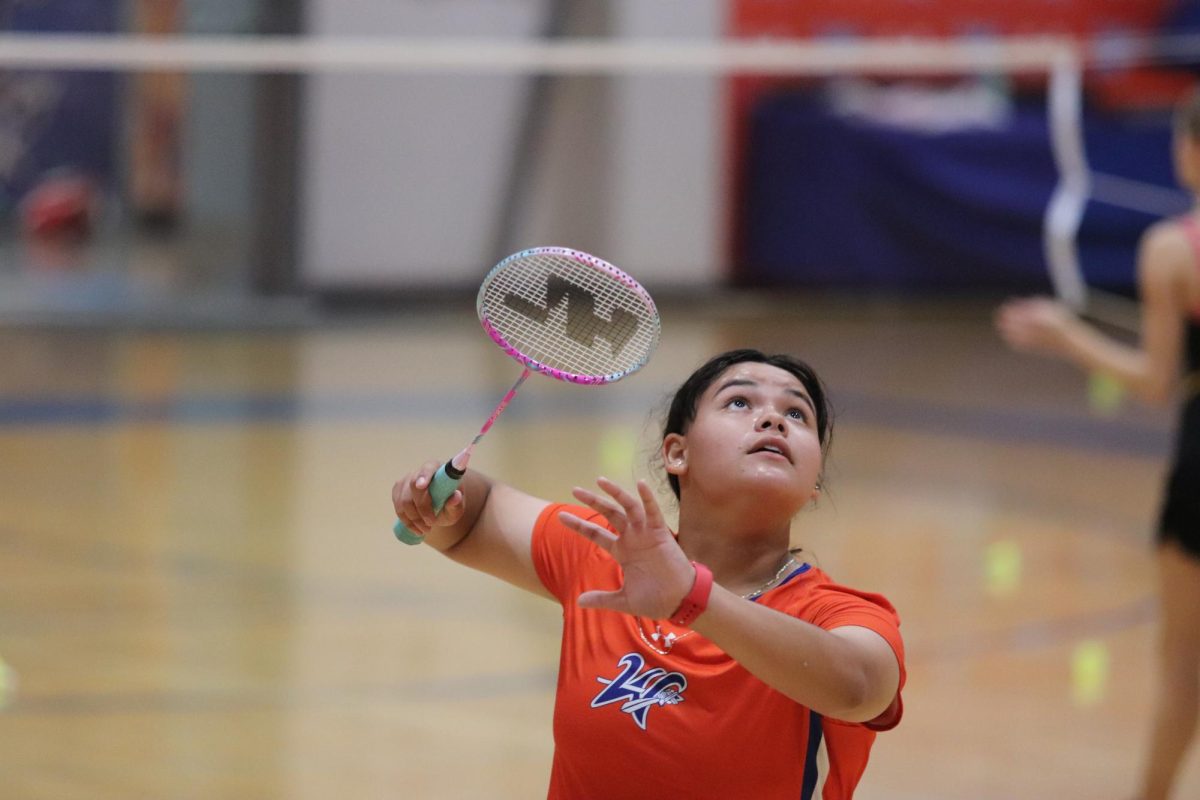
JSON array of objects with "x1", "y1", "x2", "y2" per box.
[
  {"x1": 591, "y1": 653, "x2": 688, "y2": 731},
  {"x1": 504, "y1": 275, "x2": 640, "y2": 355}
]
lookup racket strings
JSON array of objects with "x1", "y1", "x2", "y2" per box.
[
  {"x1": 493, "y1": 279, "x2": 652, "y2": 375},
  {"x1": 480, "y1": 252, "x2": 659, "y2": 379}
]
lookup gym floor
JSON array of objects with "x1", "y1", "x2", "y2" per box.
[{"x1": 0, "y1": 294, "x2": 1194, "y2": 799}]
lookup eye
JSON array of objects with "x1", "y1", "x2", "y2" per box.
[
  {"x1": 787, "y1": 407, "x2": 808, "y2": 421},
  {"x1": 726, "y1": 396, "x2": 749, "y2": 410}
]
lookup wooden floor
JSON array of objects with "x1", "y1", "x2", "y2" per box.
[{"x1": 1, "y1": 295, "x2": 1197, "y2": 799}]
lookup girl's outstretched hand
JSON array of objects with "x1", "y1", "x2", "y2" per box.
[{"x1": 557, "y1": 477, "x2": 697, "y2": 620}]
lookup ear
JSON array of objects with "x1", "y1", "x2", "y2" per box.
[{"x1": 662, "y1": 433, "x2": 687, "y2": 477}]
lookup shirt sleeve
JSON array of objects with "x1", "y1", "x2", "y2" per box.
[
  {"x1": 801, "y1": 581, "x2": 906, "y2": 732},
  {"x1": 530, "y1": 502, "x2": 613, "y2": 605}
]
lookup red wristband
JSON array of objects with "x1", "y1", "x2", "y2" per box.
[{"x1": 668, "y1": 562, "x2": 713, "y2": 627}]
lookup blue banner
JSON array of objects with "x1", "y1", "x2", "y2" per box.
[
  {"x1": 0, "y1": 1, "x2": 120, "y2": 214},
  {"x1": 740, "y1": 87, "x2": 1178, "y2": 293}
]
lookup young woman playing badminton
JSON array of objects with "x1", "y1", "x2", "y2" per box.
[
  {"x1": 997, "y1": 90, "x2": 1200, "y2": 800},
  {"x1": 393, "y1": 348, "x2": 905, "y2": 799}
]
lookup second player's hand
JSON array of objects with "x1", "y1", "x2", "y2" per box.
[{"x1": 995, "y1": 296, "x2": 1077, "y2": 355}]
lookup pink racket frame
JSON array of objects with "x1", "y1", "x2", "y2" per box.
[{"x1": 477, "y1": 246, "x2": 659, "y2": 385}]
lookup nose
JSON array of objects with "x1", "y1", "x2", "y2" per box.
[{"x1": 758, "y1": 411, "x2": 786, "y2": 434}]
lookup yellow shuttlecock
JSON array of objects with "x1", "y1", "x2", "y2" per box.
[
  {"x1": 1071, "y1": 639, "x2": 1110, "y2": 708},
  {"x1": 598, "y1": 425, "x2": 639, "y2": 481},
  {"x1": 985, "y1": 539, "x2": 1022, "y2": 597},
  {"x1": 1087, "y1": 371, "x2": 1125, "y2": 417},
  {"x1": 0, "y1": 655, "x2": 16, "y2": 711}
]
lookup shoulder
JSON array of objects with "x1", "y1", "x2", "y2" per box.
[
  {"x1": 789, "y1": 568, "x2": 907, "y2": 729},
  {"x1": 534, "y1": 502, "x2": 613, "y2": 538},
  {"x1": 1139, "y1": 219, "x2": 1197, "y2": 273},
  {"x1": 530, "y1": 502, "x2": 617, "y2": 601},
  {"x1": 782, "y1": 566, "x2": 901, "y2": 624},
  {"x1": 1138, "y1": 219, "x2": 1200, "y2": 302}
]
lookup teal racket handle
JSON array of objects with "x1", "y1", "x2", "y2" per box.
[{"x1": 393, "y1": 461, "x2": 465, "y2": 545}]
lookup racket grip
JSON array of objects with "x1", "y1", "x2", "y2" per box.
[{"x1": 393, "y1": 461, "x2": 466, "y2": 545}]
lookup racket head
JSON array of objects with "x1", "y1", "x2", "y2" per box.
[{"x1": 476, "y1": 246, "x2": 660, "y2": 384}]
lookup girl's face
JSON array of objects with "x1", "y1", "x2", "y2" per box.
[{"x1": 663, "y1": 361, "x2": 823, "y2": 514}]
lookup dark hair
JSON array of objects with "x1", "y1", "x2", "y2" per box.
[
  {"x1": 661, "y1": 349, "x2": 834, "y2": 499},
  {"x1": 1175, "y1": 87, "x2": 1200, "y2": 141}
]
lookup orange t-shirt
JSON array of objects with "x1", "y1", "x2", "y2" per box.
[{"x1": 531, "y1": 504, "x2": 906, "y2": 800}]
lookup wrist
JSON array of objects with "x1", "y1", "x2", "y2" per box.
[
  {"x1": 1056, "y1": 313, "x2": 1089, "y2": 354},
  {"x1": 668, "y1": 561, "x2": 713, "y2": 627}
]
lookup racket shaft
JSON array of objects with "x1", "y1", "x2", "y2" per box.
[
  {"x1": 393, "y1": 462, "x2": 462, "y2": 544},
  {"x1": 476, "y1": 368, "x2": 529, "y2": 441},
  {"x1": 393, "y1": 371, "x2": 527, "y2": 545}
]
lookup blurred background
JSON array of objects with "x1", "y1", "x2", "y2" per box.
[
  {"x1": 2, "y1": 1, "x2": 1200, "y2": 798},
  {"x1": 1, "y1": 0, "x2": 1197, "y2": 318}
]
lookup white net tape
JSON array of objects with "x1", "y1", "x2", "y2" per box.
[
  {"x1": 0, "y1": 34, "x2": 1074, "y2": 74},
  {"x1": 4, "y1": 32, "x2": 1194, "y2": 329},
  {"x1": 0, "y1": 32, "x2": 1195, "y2": 74}
]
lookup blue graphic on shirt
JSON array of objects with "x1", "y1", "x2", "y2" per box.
[{"x1": 591, "y1": 653, "x2": 687, "y2": 730}]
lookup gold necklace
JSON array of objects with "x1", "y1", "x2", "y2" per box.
[{"x1": 636, "y1": 555, "x2": 799, "y2": 655}]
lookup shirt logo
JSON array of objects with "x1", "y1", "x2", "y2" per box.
[{"x1": 591, "y1": 653, "x2": 687, "y2": 730}]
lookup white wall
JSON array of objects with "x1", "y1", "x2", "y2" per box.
[
  {"x1": 609, "y1": 0, "x2": 724, "y2": 286},
  {"x1": 300, "y1": 0, "x2": 546, "y2": 287},
  {"x1": 300, "y1": 0, "x2": 725, "y2": 290}
]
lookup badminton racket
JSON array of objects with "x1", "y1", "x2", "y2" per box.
[{"x1": 394, "y1": 246, "x2": 660, "y2": 544}]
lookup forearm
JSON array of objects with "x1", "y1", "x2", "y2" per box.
[
  {"x1": 690, "y1": 585, "x2": 893, "y2": 722},
  {"x1": 1059, "y1": 318, "x2": 1166, "y2": 403}
]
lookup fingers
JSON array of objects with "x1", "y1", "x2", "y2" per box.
[
  {"x1": 392, "y1": 476, "x2": 430, "y2": 537},
  {"x1": 994, "y1": 310, "x2": 1029, "y2": 349},
  {"x1": 572, "y1": 478, "x2": 671, "y2": 542},
  {"x1": 637, "y1": 480, "x2": 667, "y2": 531},
  {"x1": 571, "y1": 484, "x2": 628, "y2": 534},
  {"x1": 558, "y1": 510, "x2": 619, "y2": 552},
  {"x1": 596, "y1": 476, "x2": 647, "y2": 531},
  {"x1": 408, "y1": 464, "x2": 439, "y2": 528},
  {"x1": 393, "y1": 460, "x2": 451, "y2": 536},
  {"x1": 578, "y1": 588, "x2": 631, "y2": 615},
  {"x1": 995, "y1": 296, "x2": 1059, "y2": 351}
]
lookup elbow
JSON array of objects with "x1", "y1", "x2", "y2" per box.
[
  {"x1": 840, "y1": 696, "x2": 874, "y2": 725},
  {"x1": 1135, "y1": 378, "x2": 1173, "y2": 407},
  {"x1": 825, "y1": 670, "x2": 877, "y2": 724},
  {"x1": 827, "y1": 661, "x2": 900, "y2": 724}
]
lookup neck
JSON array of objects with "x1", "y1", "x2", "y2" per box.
[{"x1": 675, "y1": 496, "x2": 796, "y2": 595}]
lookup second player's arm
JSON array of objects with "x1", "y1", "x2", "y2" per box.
[{"x1": 1057, "y1": 224, "x2": 1190, "y2": 404}]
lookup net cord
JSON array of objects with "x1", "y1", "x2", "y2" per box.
[
  {"x1": 1044, "y1": 52, "x2": 1089, "y2": 313},
  {"x1": 5, "y1": 32, "x2": 1192, "y2": 327},
  {"x1": 0, "y1": 32, "x2": 1196, "y2": 74},
  {"x1": 0, "y1": 34, "x2": 1074, "y2": 74}
]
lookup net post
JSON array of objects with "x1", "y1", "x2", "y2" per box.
[{"x1": 1043, "y1": 45, "x2": 1090, "y2": 312}]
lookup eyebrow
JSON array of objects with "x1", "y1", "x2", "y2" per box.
[{"x1": 714, "y1": 378, "x2": 816, "y2": 416}]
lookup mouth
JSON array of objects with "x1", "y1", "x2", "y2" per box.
[{"x1": 748, "y1": 439, "x2": 792, "y2": 464}]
